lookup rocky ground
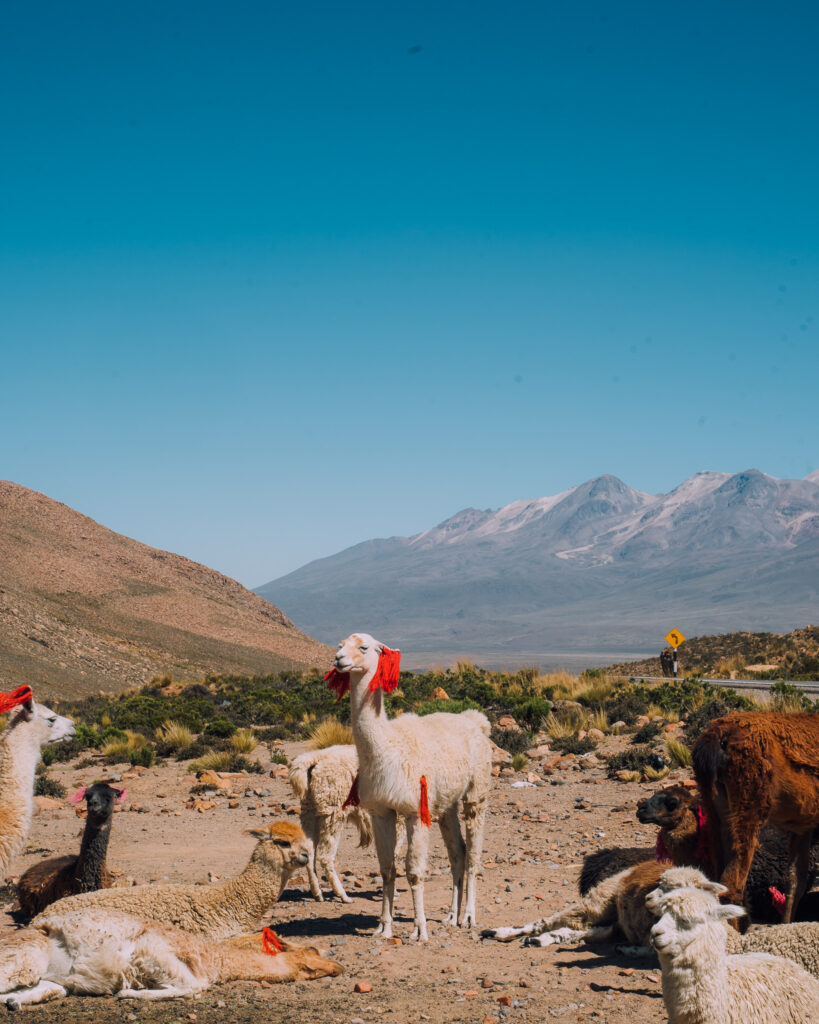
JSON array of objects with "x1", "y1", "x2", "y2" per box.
[{"x1": 2, "y1": 734, "x2": 696, "y2": 1024}]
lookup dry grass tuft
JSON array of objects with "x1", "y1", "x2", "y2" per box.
[
  {"x1": 190, "y1": 749, "x2": 235, "y2": 772},
  {"x1": 666, "y1": 737, "x2": 693, "y2": 768},
  {"x1": 230, "y1": 728, "x2": 258, "y2": 754},
  {"x1": 103, "y1": 730, "x2": 148, "y2": 760},
  {"x1": 307, "y1": 717, "x2": 354, "y2": 750},
  {"x1": 155, "y1": 720, "x2": 195, "y2": 751}
]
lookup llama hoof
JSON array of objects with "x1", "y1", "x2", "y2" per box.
[
  {"x1": 373, "y1": 923, "x2": 392, "y2": 939},
  {"x1": 6, "y1": 999, "x2": 21, "y2": 1012},
  {"x1": 337, "y1": 893, "x2": 353, "y2": 905},
  {"x1": 523, "y1": 934, "x2": 554, "y2": 947},
  {"x1": 409, "y1": 926, "x2": 429, "y2": 943},
  {"x1": 443, "y1": 911, "x2": 458, "y2": 927}
]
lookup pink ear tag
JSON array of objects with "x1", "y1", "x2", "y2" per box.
[
  {"x1": 67, "y1": 787, "x2": 87, "y2": 805},
  {"x1": 116, "y1": 788, "x2": 127, "y2": 803}
]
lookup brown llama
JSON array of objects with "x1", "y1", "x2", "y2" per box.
[{"x1": 692, "y1": 711, "x2": 819, "y2": 923}]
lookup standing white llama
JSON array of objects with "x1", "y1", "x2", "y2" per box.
[{"x1": 326, "y1": 633, "x2": 492, "y2": 942}]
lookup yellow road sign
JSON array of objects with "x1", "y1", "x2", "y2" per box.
[{"x1": 665, "y1": 628, "x2": 686, "y2": 649}]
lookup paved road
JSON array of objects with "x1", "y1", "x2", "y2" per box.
[{"x1": 631, "y1": 675, "x2": 819, "y2": 695}]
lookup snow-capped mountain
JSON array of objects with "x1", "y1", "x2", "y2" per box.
[{"x1": 256, "y1": 470, "x2": 819, "y2": 664}]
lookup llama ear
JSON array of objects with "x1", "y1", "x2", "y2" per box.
[
  {"x1": 115, "y1": 788, "x2": 127, "y2": 803},
  {"x1": 245, "y1": 828, "x2": 270, "y2": 841},
  {"x1": 68, "y1": 787, "x2": 87, "y2": 805},
  {"x1": 701, "y1": 880, "x2": 727, "y2": 895},
  {"x1": 714, "y1": 904, "x2": 746, "y2": 921}
]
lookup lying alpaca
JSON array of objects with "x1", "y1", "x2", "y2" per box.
[
  {"x1": 482, "y1": 863, "x2": 713, "y2": 953},
  {"x1": 18, "y1": 782, "x2": 125, "y2": 918},
  {"x1": 581, "y1": 784, "x2": 819, "y2": 922},
  {"x1": 289, "y1": 745, "x2": 373, "y2": 903},
  {"x1": 648, "y1": 879, "x2": 819, "y2": 1023},
  {"x1": 0, "y1": 909, "x2": 342, "y2": 1007},
  {"x1": 328, "y1": 633, "x2": 492, "y2": 941},
  {"x1": 35, "y1": 822, "x2": 310, "y2": 940},
  {"x1": 0, "y1": 687, "x2": 75, "y2": 872}
]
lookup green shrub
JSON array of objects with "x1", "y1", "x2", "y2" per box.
[
  {"x1": 204, "y1": 718, "x2": 236, "y2": 739},
  {"x1": 551, "y1": 734, "x2": 597, "y2": 755},
  {"x1": 34, "y1": 775, "x2": 66, "y2": 798},
  {"x1": 510, "y1": 753, "x2": 528, "y2": 772},
  {"x1": 607, "y1": 745, "x2": 660, "y2": 778},
  {"x1": 415, "y1": 698, "x2": 481, "y2": 717},
  {"x1": 769, "y1": 681, "x2": 817, "y2": 713},
  {"x1": 631, "y1": 721, "x2": 663, "y2": 745},
  {"x1": 270, "y1": 751, "x2": 288, "y2": 765},
  {"x1": 130, "y1": 745, "x2": 156, "y2": 768},
  {"x1": 489, "y1": 726, "x2": 533, "y2": 756}
]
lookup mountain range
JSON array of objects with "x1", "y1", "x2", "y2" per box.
[
  {"x1": 256, "y1": 470, "x2": 819, "y2": 667},
  {"x1": 0, "y1": 481, "x2": 331, "y2": 698}
]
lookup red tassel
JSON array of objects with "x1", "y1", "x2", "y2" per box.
[
  {"x1": 0, "y1": 685, "x2": 33, "y2": 715},
  {"x1": 369, "y1": 647, "x2": 401, "y2": 694},
  {"x1": 324, "y1": 667, "x2": 351, "y2": 700},
  {"x1": 655, "y1": 830, "x2": 672, "y2": 864},
  {"x1": 769, "y1": 886, "x2": 787, "y2": 915},
  {"x1": 342, "y1": 775, "x2": 360, "y2": 809},
  {"x1": 419, "y1": 775, "x2": 431, "y2": 827},
  {"x1": 261, "y1": 927, "x2": 284, "y2": 955},
  {"x1": 694, "y1": 805, "x2": 710, "y2": 866}
]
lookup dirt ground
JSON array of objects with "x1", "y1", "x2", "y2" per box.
[{"x1": 2, "y1": 737, "x2": 688, "y2": 1023}]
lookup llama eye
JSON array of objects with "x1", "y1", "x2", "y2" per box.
[
  {"x1": 274, "y1": 840, "x2": 290, "y2": 848},
  {"x1": 359, "y1": 645, "x2": 368, "y2": 652}
]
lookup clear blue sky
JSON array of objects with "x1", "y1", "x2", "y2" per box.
[{"x1": 2, "y1": 1, "x2": 817, "y2": 586}]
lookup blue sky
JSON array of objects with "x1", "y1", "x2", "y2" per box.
[{"x1": 2, "y1": 1, "x2": 817, "y2": 586}]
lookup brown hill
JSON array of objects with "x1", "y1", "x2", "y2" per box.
[
  {"x1": 606, "y1": 624, "x2": 819, "y2": 679},
  {"x1": 0, "y1": 481, "x2": 332, "y2": 698}
]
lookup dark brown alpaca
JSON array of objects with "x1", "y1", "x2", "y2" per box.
[
  {"x1": 17, "y1": 782, "x2": 124, "y2": 918},
  {"x1": 693, "y1": 711, "x2": 819, "y2": 923}
]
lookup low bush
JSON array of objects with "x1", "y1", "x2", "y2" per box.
[
  {"x1": 510, "y1": 753, "x2": 528, "y2": 772},
  {"x1": 631, "y1": 721, "x2": 663, "y2": 745},
  {"x1": 489, "y1": 726, "x2": 533, "y2": 756},
  {"x1": 551, "y1": 734, "x2": 597, "y2": 755},
  {"x1": 34, "y1": 774, "x2": 66, "y2": 798},
  {"x1": 607, "y1": 745, "x2": 663, "y2": 779},
  {"x1": 307, "y1": 717, "x2": 353, "y2": 750},
  {"x1": 229, "y1": 728, "x2": 258, "y2": 754}
]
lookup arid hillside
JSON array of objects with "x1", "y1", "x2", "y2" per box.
[
  {"x1": 0, "y1": 481, "x2": 332, "y2": 698},
  {"x1": 607, "y1": 624, "x2": 819, "y2": 679}
]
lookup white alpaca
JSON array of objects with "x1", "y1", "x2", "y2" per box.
[
  {"x1": 0, "y1": 909, "x2": 342, "y2": 1006},
  {"x1": 328, "y1": 633, "x2": 492, "y2": 941},
  {"x1": 289, "y1": 745, "x2": 373, "y2": 903},
  {"x1": 0, "y1": 688, "x2": 75, "y2": 872},
  {"x1": 648, "y1": 881, "x2": 819, "y2": 1024}
]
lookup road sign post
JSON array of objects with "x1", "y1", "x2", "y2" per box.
[{"x1": 664, "y1": 628, "x2": 686, "y2": 680}]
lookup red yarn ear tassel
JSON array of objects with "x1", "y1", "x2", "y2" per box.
[
  {"x1": 0, "y1": 685, "x2": 33, "y2": 714},
  {"x1": 419, "y1": 776, "x2": 431, "y2": 827},
  {"x1": 324, "y1": 668, "x2": 351, "y2": 700},
  {"x1": 369, "y1": 646, "x2": 402, "y2": 693},
  {"x1": 262, "y1": 927, "x2": 284, "y2": 955},
  {"x1": 342, "y1": 775, "x2": 360, "y2": 809},
  {"x1": 769, "y1": 886, "x2": 787, "y2": 916}
]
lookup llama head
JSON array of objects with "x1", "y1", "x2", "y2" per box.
[
  {"x1": 248, "y1": 820, "x2": 311, "y2": 874},
  {"x1": 645, "y1": 866, "x2": 725, "y2": 915},
  {"x1": 83, "y1": 781, "x2": 126, "y2": 819},
  {"x1": 326, "y1": 633, "x2": 401, "y2": 699},
  {"x1": 4, "y1": 691, "x2": 75, "y2": 748},
  {"x1": 649, "y1": 886, "x2": 744, "y2": 957},
  {"x1": 636, "y1": 785, "x2": 696, "y2": 829}
]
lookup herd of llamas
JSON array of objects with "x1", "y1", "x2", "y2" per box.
[{"x1": 0, "y1": 635, "x2": 817, "y2": 1020}]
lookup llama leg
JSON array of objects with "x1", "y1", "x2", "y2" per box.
[
  {"x1": 302, "y1": 810, "x2": 323, "y2": 902},
  {"x1": 371, "y1": 812, "x2": 398, "y2": 939},
  {"x1": 461, "y1": 797, "x2": 487, "y2": 928},
  {"x1": 783, "y1": 832, "x2": 812, "y2": 924},
  {"x1": 437, "y1": 805, "x2": 465, "y2": 927},
  {"x1": 118, "y1": 985, "x2": 204, "y2": 1001},
  {"x1": 718, "y1": 815, "x2": 761, "y2": 917},
  {"x1": 404, "y1": 815, "x2": 431, "y2": 942},
  {"x1": 0, "y1": 981, "x2": 68, "y2": 1008},
  {"x1": 319, "y1": 814, "x2": 351, "y2": 903}
]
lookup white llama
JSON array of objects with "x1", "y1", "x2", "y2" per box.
[{"x1": 327, "y1": 633, "x2": 492, "y2": 942}]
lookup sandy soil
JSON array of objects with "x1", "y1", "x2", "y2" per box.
[{"x1": 2, "y1": 738, "x2": 683, "y2": 1024}]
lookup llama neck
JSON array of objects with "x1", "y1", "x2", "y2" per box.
[
  {"x1": 75, "y1": 817, "x2": 112, "y2": 890},
  {"x1": 0, "y1": 721, "x2": 40, "y2": 868},
  {"x1": 663, "y1": 814, "x2": 700, "y2": 865},
  {"x1": 659, "y1": 924, "x2": 730, "y2": 1024},
  {"x1": 222, "y1": 858, "x2": 291, "y2": 927},
  {"x1": 349, "y1": 674, "x2": 391, "y2": 764}
]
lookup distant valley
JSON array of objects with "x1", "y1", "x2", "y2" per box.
[{"x1": 256, "y1": 469, "x2": 819, "y2": 668}]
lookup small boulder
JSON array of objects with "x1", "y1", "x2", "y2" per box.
[{"x1": 430, "y1": 686, "x2": 450, "y2": 701}]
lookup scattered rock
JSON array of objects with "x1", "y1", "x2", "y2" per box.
[
  {"x1": 430, "y1": 686, "x2": 450, "y2": 700},
  {"x1": 353, "y1": 981, "x2": 372, "y2": 994}
]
